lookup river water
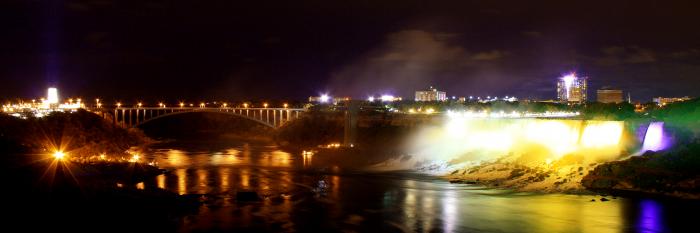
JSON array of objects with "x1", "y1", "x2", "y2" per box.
[{"x1": 139, "y1": 140, "x2": 696, "y2": 233}]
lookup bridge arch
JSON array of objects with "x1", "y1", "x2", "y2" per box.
[
  {"x1": 104, "y1": 107, "x2": 305, "y2": 129},
  {"x1": 135, "y1": 110, "x2": 276, "y2": 128}
]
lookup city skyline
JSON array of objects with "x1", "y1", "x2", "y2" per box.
[{"x1": 1, "y1": 1, "x2": 699, "y2": 101}]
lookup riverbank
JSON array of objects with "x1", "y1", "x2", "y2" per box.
[
  {"x1": 442, "y1": 142, "x2": 700, "y2": 199},
  {"x1": 0, "y1": 111, "x2": 199, "y2": 231},
  {"x1": 582, "y1": 142, "x2": 700, "y2": 199}
]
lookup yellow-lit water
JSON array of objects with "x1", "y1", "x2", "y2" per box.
[{"x1": 409, "y1": 118, "x2": 625, "y2": 168}]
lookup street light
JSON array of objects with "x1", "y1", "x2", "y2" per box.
[
  {"x1": 200, "y1": 103, "x2": 205, "y2": 108},
  {"x1": 222, "y1": 103, "x2": 228, "y2": 108},
  {"x1": 180, "y1": 102, "x2": 184, "y2": 107},
  {"x1": 283, "y1": 103, "x2": 288, "y2": 108},
  {"x1": 263, "y1": 103, "x2": 268, "y2": 108},
  {"x1": 243, "y1": 103, "x2": 248, "y2": 108},
  {"x1": 138, "y1": 102, "x2": 142, "y2": 108},
  {"x1": 116, "y1": 102, "x2": 122, "y2": 108}
]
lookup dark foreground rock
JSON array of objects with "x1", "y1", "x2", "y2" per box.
[{"x1": 582, "y1": 147, "x2": 700, "y2": 199}]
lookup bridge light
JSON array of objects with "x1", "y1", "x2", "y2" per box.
[
  {"x1": 180, "y1": 102, "x2": 184, "y2": 107},
  {"x1": 263, "y1": 103, "x2": 268, "y2": 108},
  {"x1": 138, "y1": 102, "x2": 142, "y2": 108},
  {"x1": 243, "y1": 103, "x2": 248, "y2": 108},
  {"x1": 222, "y1": 103, "x2": 228, "y2": 108},
  {"x1": 283, "y1": 103, "x2": 288, "y2": 108},
  {"x1": 116, "y1": 102, "x2": 122, "y2": 108},
  {"x1": 159, "y1": 102, "x2": 164, "y2": 107}
]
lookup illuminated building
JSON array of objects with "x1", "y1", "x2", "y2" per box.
[
  {"x1": 556, "y1": 72, "x2": 587, "y2": 103},
  {"x1": 309, "y1": 95, "x2": 330, "y2": 103},
  {"x1": 309, "y1": 95, "x2": 350, "y2": 104},
  {"x1": 47, "y1": 87, "x2": 59, "y2": 104},
  {"x1": 653, "y1": 96, "x2": 692, "y2": 106},
  {"x1": 596, "y1": 88, "x2": 624, "y2": 103},
  {"x1": 415, "y1": 86, "x2": 447, "y2": 102}
]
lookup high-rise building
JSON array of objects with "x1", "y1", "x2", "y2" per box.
[
  {"x1": 415, "y1": 86, "x2": 447, "y2": 101},
  {"x1": 597, "y1": 88, "x2": 624, "y2": 103},
  {"x1": 556, "y1": 72, "x2": 587, "y2": 103}
]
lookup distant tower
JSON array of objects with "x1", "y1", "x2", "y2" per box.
[{"x1": 627, "y1": 92, "x2": 632, "y2": 103}]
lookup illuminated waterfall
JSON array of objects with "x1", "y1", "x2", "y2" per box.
[
  {"x1": 407, "y1": 118, "x2": 625, "y2": 169},
  {"x1": 641, "y1": 122, "x2": 668, "y2": 152}
]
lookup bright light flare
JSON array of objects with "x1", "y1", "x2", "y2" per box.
[
  {"x1": 53, "y1": 151, "x2": 66, "y2": 160},
  {"x1": 561, "y1": 72, "x2": 577, "y2": 99},
  {"x1": 320, "y1": 94, "x2": 330, "y2": 103},
  {"x1": 47, "y1": 88, "x2": 59, "y2": 104}
]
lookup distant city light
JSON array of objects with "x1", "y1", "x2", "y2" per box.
[
  {"x1": 446, "y1": 110, "x2": 580, "y2": 119},
  {"x1": 381, "y1": 95, "x2": 395, "y2": 102},
  {"x1": 368, "y1": 96, "x2": 375, "y2": 102},
  {"x1": 320, "y1": 94, "x2": 330, "y2": 103}
]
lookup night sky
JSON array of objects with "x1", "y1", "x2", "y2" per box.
[{"x1": 1, "y1": 0, "x2": 699, "y2": 103}]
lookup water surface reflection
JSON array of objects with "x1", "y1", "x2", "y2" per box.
[{"x1": 140, "y1": 141, "x2": 697, "y2": 232}]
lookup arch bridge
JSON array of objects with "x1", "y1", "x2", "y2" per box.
[{"x1": 100, "y1": 107, "x2": 306, "y2": 128}]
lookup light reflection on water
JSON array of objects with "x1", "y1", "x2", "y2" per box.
[{"x1": 140, "y1": 141, "x2": 692, "y2": 232}]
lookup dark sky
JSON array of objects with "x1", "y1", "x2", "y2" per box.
[{"x1": 1, "y1": 0, "x2": 699, "y2": 103}]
